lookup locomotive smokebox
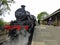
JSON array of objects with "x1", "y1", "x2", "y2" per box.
[{"x1": 15, "y1": 5, "x2": 26, "y2": 20}]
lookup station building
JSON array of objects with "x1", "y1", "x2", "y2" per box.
[{"x1": 42, "y1": 9, "x2": 60, "y2": 26}]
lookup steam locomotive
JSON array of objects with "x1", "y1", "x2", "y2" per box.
[{"x1": 0, "y1": 5, "x2": 36, "y2": 38}]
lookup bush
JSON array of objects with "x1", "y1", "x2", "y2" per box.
[{"x1": 0, "y1": 19, "x2": 4, "y2": 26}]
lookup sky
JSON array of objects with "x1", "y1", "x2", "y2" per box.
[{"x1": 1, "y1": 0, "x2": 60, "y2": 22}]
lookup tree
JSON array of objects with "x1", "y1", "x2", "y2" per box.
[
  {"x1": 37, "y1": 11, "x2": 49, "y2": 20},
  {"x1": 0, "y1": 0, "x2": 14, "y2": 16}
]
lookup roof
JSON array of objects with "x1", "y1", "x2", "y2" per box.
[{"x1": 43, "y1": 9, "x2": 60, "y2": 21}]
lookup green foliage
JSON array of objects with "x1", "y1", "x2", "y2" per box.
[
  {"x1": 0, "y1": 19, "x2": 4, "y2": 26},
  {"x1": 0, "y1": 0, "x2": 14, "y2": 16},
  {"x1": 2, "y1": 0, "x2": 8, "y2": 5},
  {"x1": 37, "y1": 11, "x2": 49, "y2": 20}
]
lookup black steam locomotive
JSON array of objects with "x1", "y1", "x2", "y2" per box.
[
  {"x1": 0, "y1": 5, "x2": 36, "y2": 39},
  {"x1": 10, "y1": 5, "x2": 36, "y2": 37}
]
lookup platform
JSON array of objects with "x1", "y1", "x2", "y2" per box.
[{"x1": 31, "y1": 25, "x2": 60, "y2": 45}]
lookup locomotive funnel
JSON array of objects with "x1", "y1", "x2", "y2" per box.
[
  {"x1": 21, "y1": 5, "x2": 25, "y2": 10},
  {"x1": 21, "y1": 5, "x2": 25, "y2": 7}
]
